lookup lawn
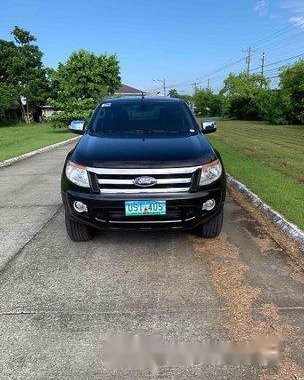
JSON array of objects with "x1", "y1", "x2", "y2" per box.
[
  {"x1": 0, "y1": 122, "x2": 74, "y2": 162},
  {"x1": 205, "y1": 119, "x2": 304, "y2": 230}
]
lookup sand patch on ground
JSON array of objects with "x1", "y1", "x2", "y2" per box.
[{"x1": 189, "y1": 232, "x2": 304, "y2": 379}]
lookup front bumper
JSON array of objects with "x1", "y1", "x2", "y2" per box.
[{"x1": 62, "y1": 188, "x2": 224, "y2": 231}]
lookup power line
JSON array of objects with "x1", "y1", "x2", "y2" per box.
[
  {"x1": 251, "y1": 52, "x2": 304, "y2": 72},
  {"x1": 172, "y1": 42, "x2": 302, "y2": 91},
  {"x1": 250, "y1": 23, "x2": 299, "y2": 47},
  {"x1": 253, "y1": 30, "x2": 304, "y2": 55},
  {"x1": 263, "y1": 66, "x2": 283, "y2": 73},
  {"x1": 161, "y1": 56, "x2": 245, "y2": 91},
  {"x1": 251, "y1": 20, "x2": 304, "y2": 51},
  {"x1": 260, "y1": 37, "x2": 304, "y2": 55},
  {"x1": 264, "y1": 59, "x2": 303, "y2": 74},
  {"x1": 264, "y1": 52, "x2": 304, "y2": 67},
  {"x1": 148, "y1": 21, "x2": 304, "y2": 93},
  {"x1": 147, "y1": 51, "x2": 248, "y2": 92}
]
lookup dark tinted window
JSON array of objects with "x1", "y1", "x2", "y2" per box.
[{"x1": 91, "y1": 100, "x2": 198, "y2": 136}]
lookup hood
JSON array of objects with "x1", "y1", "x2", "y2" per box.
[{"x1": 71, "y1": 132, "x2": 217, "y2": 168}]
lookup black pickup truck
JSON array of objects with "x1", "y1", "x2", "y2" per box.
[{"x1": 61, "y1": 97, "x2": 226, "y2": 241}]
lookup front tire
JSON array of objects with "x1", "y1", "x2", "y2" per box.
[
  {"x1": 194, "y1": 208, "x2": 224, "y2": 239},
  {"x1": 65, "y1": 214, "x2": 95, "y2": 242}
]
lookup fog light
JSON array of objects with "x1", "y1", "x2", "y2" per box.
[
  {"x1": 73, "y1": 201, "x2": 88, "y2": 213},
  {"x1": 202, "y1": 199, "x2": 215, "y2": 211}
]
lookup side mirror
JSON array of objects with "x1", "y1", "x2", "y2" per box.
[
  {"x1": 69, "y1": 120, "x2": 85, "y2": 135},
  {"x1": 201, "y1": 121, "x2": 217, "y2": 134}
]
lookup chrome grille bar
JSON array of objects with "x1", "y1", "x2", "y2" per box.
[
  {"x1": 87, "y1": 166, "x2": 201, "y2": 175},
  {"x1": 98, "y1": 178, "x2": 191, "y2": 185}
]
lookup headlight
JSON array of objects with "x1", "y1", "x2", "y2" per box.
[
  {"x1": 199, "y1": 159, "x2": 222, "y2": 186},
  {"x1": 65, "y1": 160, "x2": 90, "y2": 188}
]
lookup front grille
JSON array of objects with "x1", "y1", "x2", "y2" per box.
[
  {"x1": 93, "y1": 206, "x2": 197, "y2": 224},
  {"x1": 86, "y1": 166, "x2": 202, "y2": 194},
  {"x1": 108, "y1": 208, "x2": 182, "y2": 221}
]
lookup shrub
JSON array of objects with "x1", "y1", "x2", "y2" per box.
[
  {"x1": 221, "y1": 72, "x2": 270, "y2": 121},
  {"x1": 193, "y1": 89, "x2": 225, "y2": 116},
  {"x1": 279, "y1": 60, "x2": 304, "y2": 125},
  {"x1": 264, "y1": 90, "x2": 288, "y2": 125},
  {"x1": 49, "y1": 110, "x2": 93, "y2": 128}
]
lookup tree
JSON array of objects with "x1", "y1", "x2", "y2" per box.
[
  {"x1": 52, "y1": 50, "x2": 120, "y2": 108},
  {"x1": 167, "y1": 88, "x2": 193, "y2": 105},
  {"x1": 220, "y1": 72, "x2": 270, "y2": 120},
  {"x1": 279, "y1": 60, "x2": 304, "y2": 124},
  {"x1": 168, "y1": 89, "x2": 179, "y2": 98},
  {"x1": 0, "y1": 27, "x2": 49, "y2": 122},
  {"x1": 49, "y1": 50, "x2": 121, "y2": 127},
  {"x1": 193, "y1": 88, "x2": 225, "y2": 116},
  {"x1": 263, "y1": 89, "x2": 288, "y2": 125},
  {"x1": 12, "y1": 26, "x2": 37, "y2": 44},
  {"x1": 0, "y1": 84, "x2": 16, "y2": 116}
]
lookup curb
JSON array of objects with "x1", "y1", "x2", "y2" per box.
[
  {"x1": 0, "y1": 136, "x2": 80, "y2": 169},
  {"x1": 227, "y1": 174, "x2": 304, "y2": 252}
]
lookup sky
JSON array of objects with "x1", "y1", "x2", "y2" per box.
[{"x1": 0, "y1": 0, "x2": 303, "y2": 94}]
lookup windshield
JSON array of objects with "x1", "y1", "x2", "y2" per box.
[{"x1": 90, "y1": 100, "x2": 198, "y2": 136}]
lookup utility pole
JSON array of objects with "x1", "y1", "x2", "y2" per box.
[
  {"x1": 153, "y1": 78, "x2": 166, "y2": 96},
  {"x1": 243, "y1": 47, "x2": 255, "y2": 74},
  {"x1": 260, "y1": 52, "x2": 266, "y2": 87},
  {"x1": 261, "y1": 52, "x2": 265, "y2": 76},
  {"x1": 191, "y1": 82, "x2": 199, "y2": 92},
  {"x1": 207, "y1": 78, "x2": 211, "y2": 90},
  {"x1": 163, "y1": 78, "x2": 166, "y2": 97}
]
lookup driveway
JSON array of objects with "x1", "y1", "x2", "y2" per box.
[
  {"x1": 0, "y1": 143, "x2": 303, "y2": 379},
  {"x1": 0, "y1": 143, "x2": 75, "y2": 268}
]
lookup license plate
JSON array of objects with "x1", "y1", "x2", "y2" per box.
[{"x1": 125, "y1": 200, "x2": 166, "y2": 216}]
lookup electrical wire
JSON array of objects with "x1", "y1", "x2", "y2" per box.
[
  {"x1": 251, "y1": 20, "x2": 304, "y2": 51},
  {"x1": 251, "y1": 52, "x2": 304, "y2": 72},
  {"x1": 148, "y1": 21, "x2": 304, "y2": 93}
]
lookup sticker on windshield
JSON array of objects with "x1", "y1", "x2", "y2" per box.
[{"x1": 101, "y1": 103, "x2": 111, "y2": 107}]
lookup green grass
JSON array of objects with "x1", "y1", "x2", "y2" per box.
[
  {"x1": 0, "y1": 122, "x2": 74, "y2": 162},
  {"x1": 204, "y1": 119, "x2": 304, "y2": 230}
]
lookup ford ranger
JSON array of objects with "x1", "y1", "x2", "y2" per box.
[{"x1": 61, "y1": 96, "x2": 226, "y2": 241}]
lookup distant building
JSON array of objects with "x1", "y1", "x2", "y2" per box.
[
  {"x1": 40, "y1": 105, "x2": 56, "y2": 118},
  {"x1": 114, "y1": 84, "x2": 145, "y2": 97},
  {"x1": 146, "y1": 91, "x2": 162, "y2": 96}
]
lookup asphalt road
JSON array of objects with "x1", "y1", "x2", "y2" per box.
[{"x1": 0, "y1": 143, "x2": 303, "y2": 379}]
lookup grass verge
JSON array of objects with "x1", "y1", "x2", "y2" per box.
[
  {"x1": 205, "y1": 119, "x2": 304, "y2": 230},
  {"x1": 0, "y1": 123, "x2": 73, "y2": 162}
]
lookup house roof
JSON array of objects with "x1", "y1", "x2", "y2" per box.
[
  {"x1": 103, "y1": 96, "x2": 183, "y2": 104},
  {"x1": 115, "y1": 84, "x2": 144, "y2": 94}
]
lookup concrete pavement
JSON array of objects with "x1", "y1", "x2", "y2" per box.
[
  {"x1": 0, "y1": 142, "x2": 77, "y2": 268},
  {"x1": 0, "y1": 143, "x2": 303, "y2": 379}
]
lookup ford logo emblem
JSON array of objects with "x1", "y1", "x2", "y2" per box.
[{"x1": 133, "y1": 176, "x2": 157, "y2": 187}]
